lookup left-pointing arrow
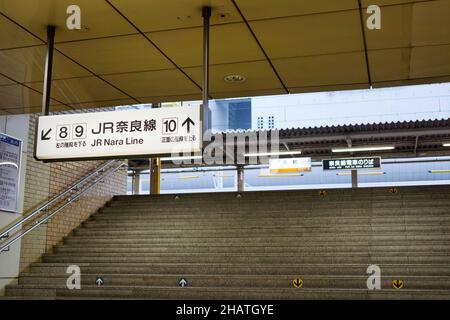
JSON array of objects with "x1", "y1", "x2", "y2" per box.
[{"x1": 41, "y1": 129, "x2": 52, "y2": 141}]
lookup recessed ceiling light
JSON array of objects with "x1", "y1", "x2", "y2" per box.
[
  {"x1": 336, "y1": 171, "x2": 386, "y2": 176},
  {"x1": 224, "y1": 74, "x2": 246, "y2": 83},
  {"x1": 244, "y1": 151, "x2": 302, "y2": 157},
  {"x1": 160, "y1": 155, "x2": 202, "y2": 161},
  {"x1": 332, "y1": 146, "x2": 395, "y2": 153}
]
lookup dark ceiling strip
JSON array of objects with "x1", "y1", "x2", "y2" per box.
[
  {"x1": 0, "y1": 44, "x2": 44, "y2": 52},
  {"x1": 357, "y1": 0, "x2": 373, "y2": 87},
  {"x1": 0, "y1": 72, "x2": 76, "y2": 110},
  {"x1": 0, "y1": 12, "x2": 44, "y2": 42},
  {"x1": 230, "y1": 0, "x2": 289, "y2": 94},
  {"x1": 104, "y1": 0, "x2": 205, "y2": 96}
]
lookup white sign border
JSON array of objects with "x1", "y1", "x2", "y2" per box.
[{"x1": 34, "y1": 107, "x2": 204, "y2": 162}]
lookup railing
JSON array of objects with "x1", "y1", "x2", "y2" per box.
[{"x1": 0, "y1": 160, "x2": 127, "y2": 254}]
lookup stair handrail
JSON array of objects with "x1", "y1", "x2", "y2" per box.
[{"x1": 0, "y1": 160, "x2": 125, "y2": 249}]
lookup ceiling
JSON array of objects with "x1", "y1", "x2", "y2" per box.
[{"x1": 1, "y1": 0, "x2": 449, "y2": 115}]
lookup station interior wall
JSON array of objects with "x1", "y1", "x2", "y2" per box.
[{"x1": 0, "y1": 112, "x2": 127, "y2": 295}]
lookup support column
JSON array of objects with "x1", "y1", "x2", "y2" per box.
[
  {"x1": 42, "y1": 26, "x2": 55, "y2": 116},
  {"x1": 237, "y1": 166, "x2": 244, "y2": 192},
  {"x1": 150, "y1": 158, "x2": 161, "y2": 195},
  {"x1": 351, "y1": 170, "x2": 358, "y2": 189},
  {"x1": 131, "y1": 171, "x2": 141, "y2": 195}
]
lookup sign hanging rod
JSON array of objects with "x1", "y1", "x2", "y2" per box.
[{"x1": 202, "y1": 6, "x2": 211, "y2": 110}]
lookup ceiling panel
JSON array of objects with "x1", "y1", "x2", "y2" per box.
[
  {"x1": 68, "y1": 98, "x2": 138, "y2": 110},
  {"x1": 0, "y1": 46, "x2": 91, "y2": 84},
  {"x1": 183, "y1": 61, "x2": 284, "y2": 95},
  {"x1": 0, "y1": 14, "x2": 43, "y2": 49},
  {"x1": 138, "y1": 94, "x2": 203, "y2": 104},
  {"x1": 147, "y1": 23, "x2": 265, "y2": 68},
  {"x1": 56, "y1": 35, "x2": 173, "y2": 75},
  {"x1": 102, "y1": 69, "x2": 201, "y2": 98},
  {"x1": 213, "y1": 88, "x2": 286, "y2": 100},
  {"x1": 5, "y1": 107, "x2": 42, "y2": 114},
  {"x1": 109, "y1": 0, "x2": 242, "y2": 33},
  {"x1": 369, "y1": 48, "x2": 411, "y2": 82},
  {"x1": 250, "y1": 10, "x2": 363, "y2": 59},
  {"x1": 5, "y1": 104, "x2": 72, "y2": 115},
  {"x1": 0, "y1": 84, "x2": 59, "y2": 110},
  {"x1": 410, "y1": 44, "x2": 450, "y2": 79},
  {"x1": 361, "y1": 0, "x2": 433, "y2": 7},
  {"x1": 272, "y1": 52, "x2": 368, "y2": 88},
  {"x1": 0, "y1": 0, "x2": 136, "y2": 42},
  {"x1": 365, "y1": 3, "x2": 413, "y2": 50},
  {"x1": 290, "y1": 83, "x2": 369, "y2": 94},
  {"x1": 28, "y1": 76, "x2": 129, "y2": 104},
  {"x1": 412, "y1": 0, "x2": 450, "y2": 46},
  {"x1": 235, "y1": 0, "x2": 358, "y2": 21},
  {"x1": 373, "y1": 75, "x2": 450, "y2": 89}
]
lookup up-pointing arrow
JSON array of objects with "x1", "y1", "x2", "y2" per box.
[
  {"x1": 41, "y1": 129, "x2": 52, "y2": 141},
  {"x1": 95, "y1": 277, "x2": 104, "y2": 286},
  {"x1": 182, "y1": 117, "x2": 195, "y2": 133},
  {"x1": 178, "y1": 278, "x2": 188, "y2": 288}
]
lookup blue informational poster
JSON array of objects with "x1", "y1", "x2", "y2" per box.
[{"x1": 0, "y1": 133, "x2": 22, "y2": 213}]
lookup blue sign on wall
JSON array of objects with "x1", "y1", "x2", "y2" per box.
[{"x1": 0, "y1": 133, "x2": 22, "y2": 213}]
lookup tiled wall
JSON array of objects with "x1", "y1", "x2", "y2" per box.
[{"x1": 19, "y1": 113, "x2": 127, "y2": 272}]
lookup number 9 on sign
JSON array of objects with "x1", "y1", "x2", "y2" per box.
[{"x1": 73, "y1": 123, "x2": 87, "y2": 140}]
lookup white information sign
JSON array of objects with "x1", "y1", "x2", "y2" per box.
[
  {"x1": 269, "y1": 158, "x2": 312, "y2": 173},
  {"x1": 0, "y1": 133, "x2": 22, "y2": 213},
  {"x1": 35, "y1": 106, "x2": 202, "y2": 161}
]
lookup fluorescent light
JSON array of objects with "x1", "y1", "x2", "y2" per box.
[
  {"x1": 177, "y1": 176, "x2": 200, "y2": 180},
  {"x1": 337, "y1": 171, "x2": 386, "y2": 176},
  {"x1": 160, "y1": 155, "x2": 203, "y2": 162},
  {"x1": 332, "y1": 146, "x2": 395, "y2": 153},
  {"x1": 429, "y1": 170, "x2": 450, "y2": 174},
  {"x1": 443, "y1": 143, "x2": 450, "y2": 147},
  {"x1": 257, "y1": 174, "x2": 303, "y2": 178},
  {"x1": 244, "y1": 151, "x2": 302, "y2": 157}
]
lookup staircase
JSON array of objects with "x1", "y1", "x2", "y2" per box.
[{"x1": 5, "y1": 186, "x2": 450, "y2": 299}]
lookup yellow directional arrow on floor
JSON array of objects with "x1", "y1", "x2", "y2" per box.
[
  {"x1": 292, "y1": 278, "x2": 303, "y2": 288},
  {"x1": 392, "y1": 279, "x2": 404, "y2": 289}
]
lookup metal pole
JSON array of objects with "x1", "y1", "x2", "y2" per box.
[
  {"x1": 150, "y1": 158, "x2": 161, "y2": 195},
  {"x1": 202, "y1": 6, "x2": 211, "y2": 111},
  {"x1": 200, "y1": 6, "x2": 212, "y2": 138},
  {"x1": 42, "y1": 26, "x2": 55, "y2": 116},
  {"x1": 132, "y1": 171, "x2": 141, "y2": 195},
  {"x1": 237, "y1": 166, "x2": 244, "y2": 192},
  {"x1": 351, "y1": 170, "x2": 358, "y2": 189}
]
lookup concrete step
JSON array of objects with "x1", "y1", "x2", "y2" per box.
[
  {"x1": 6, "y1": 285, "x2": 450, "y2": 300},
  {"x1": 73, "y1": 226, "x2": 450, "y2": 237},
  {"x1": 17, "y1": 274, "x2": 450, "y2": 290},
  {"x1": 88, "y1": 214, "x2": 450, "y2": 225},
  {"x1": 28, "y1": 262, "x2": 450, "y2": 276},
  {"x1": 53, "y1": 244, "x2": 450, "y2": 254},
  {"x1": 41, "y1": 253, "x2": 450, "y2": 264},
  {"x1": 62, "y1": 234, "x2": 450, "y2": 244},
  {"x1": 102, "y1": 199, "x2": 450, "y2": 214},
  {"x1": 98, "y1": 206, "x2": 450, "y2": 218}
]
